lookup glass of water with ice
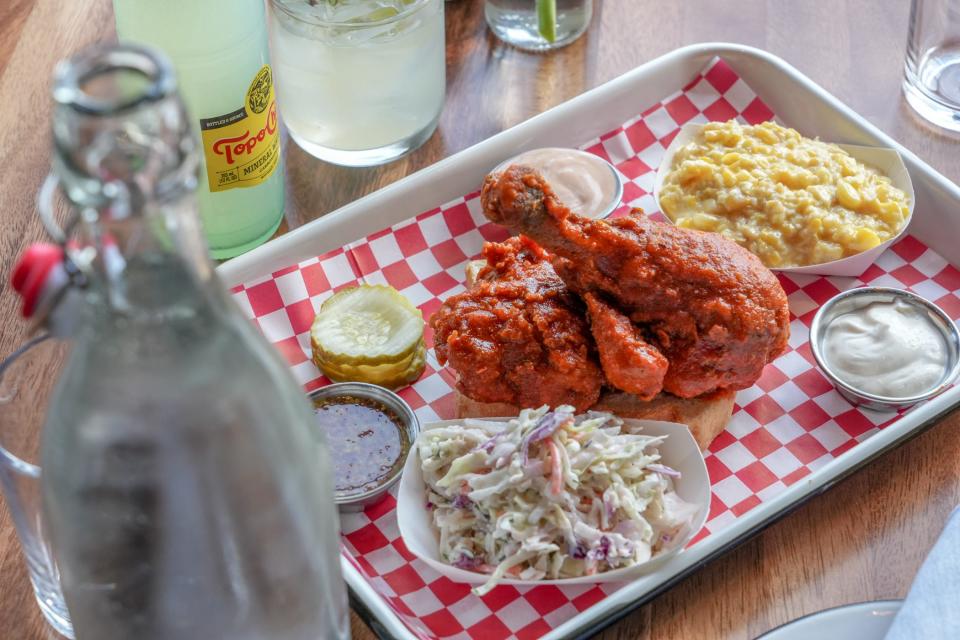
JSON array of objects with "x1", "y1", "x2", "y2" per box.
[
  {"x1": 268, "y1": 0, "x2": 446, "y2": 166},
  {"x1": 904, "y1": 0, "x2": 960, "y2": 132}
]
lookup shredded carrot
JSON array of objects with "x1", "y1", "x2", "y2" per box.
[{"x1": 547, "y1": 439, "x2": 563, "y2": 495}]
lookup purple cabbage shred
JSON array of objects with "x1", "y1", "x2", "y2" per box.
[
  {"x1": 569, "y1": 541, "x2": 588, "y2": 559},
  {"x1": 647, "y1": 463, "x2": 681, "y2": 478},
  {"x1": 452, "y1": 554, "x2": 483, "y2": 570},
  {"x1": 587, "y1": 536, "x2": 611, "y2": 561},
  {"x1": 472, "y1": 431, "x2": 504, "y2": 454},
  {"x1": 521, "y1": 408, "x2": 574, "y2": 464}
]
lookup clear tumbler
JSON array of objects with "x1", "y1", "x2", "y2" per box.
[
  {"x1": 485, "y1": 0, "x2": 592, "y2": 51},
  {"x1": 904, "y1": 0, "x2": 960, "y2": 132},
  {"x1": 268, "y1": 0, "x2": 446, "y2": 166},
  {"x1": 0, "y1": 335, "x2": 72, "y2": 638}
]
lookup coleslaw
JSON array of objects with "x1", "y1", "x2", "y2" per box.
[{"x1": 417, "y1": 406, "x2": 700, "y2": 595}]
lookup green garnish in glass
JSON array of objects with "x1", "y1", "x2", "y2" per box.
[{"x1": 537, "y1": 0, "x2": 557, "y2": 43}]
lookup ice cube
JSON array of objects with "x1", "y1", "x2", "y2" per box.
[{"x1": 297, "y1": 0, "x2": 413, "y2": 24}]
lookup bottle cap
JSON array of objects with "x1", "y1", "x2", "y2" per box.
[{"x1": 11, "y1": 244, "x2": 66, "y2": 318}]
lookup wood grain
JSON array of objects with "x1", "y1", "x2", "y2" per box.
[{"x1": 2, "y1": 1, "x2": 959, "y2": 639}]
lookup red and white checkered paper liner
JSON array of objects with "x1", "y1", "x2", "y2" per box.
[{"x1": 230, "y1": 58, "x2": 960, "y2": 640}]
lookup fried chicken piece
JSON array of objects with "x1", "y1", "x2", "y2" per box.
[
  {"x1": 583, "y1": 293, "x2": 667, "y2": 401},
  {"x1": 481, "y1": 165, "x2": 790, "y2": 398},
  {"x1": 430, "y1": 236, "x2": 603, "y2": 411}
]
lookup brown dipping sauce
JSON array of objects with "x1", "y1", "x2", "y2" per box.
[{"x1": 313, "y1": 395, "x2": 409, "y2": 497}]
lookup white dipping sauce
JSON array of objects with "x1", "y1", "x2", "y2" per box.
[
  {"x1": 823, "y1": 298, "x2": 948, "y2": 398},
  {"x1": 505, "y1": 148, "x2": 620, "y2": 219}
]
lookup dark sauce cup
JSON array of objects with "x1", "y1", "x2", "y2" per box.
[{"x1": 309, "y1": 382, "x2": 420, "y2": 512}]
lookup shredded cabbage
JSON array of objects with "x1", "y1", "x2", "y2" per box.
[{"x1": 418, "y1": 406, "x2": 699, "y2": 595}]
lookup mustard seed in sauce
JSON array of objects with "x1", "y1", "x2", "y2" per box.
[{"x1": 313, "y1": 395, "x2": 409, "y2": 497}]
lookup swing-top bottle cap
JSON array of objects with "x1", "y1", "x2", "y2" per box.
[{"x1": 11, "y1": 243, "x2": 67, "y2": 319}]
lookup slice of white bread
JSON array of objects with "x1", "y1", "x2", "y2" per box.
[
  {"x1": 455, "y1": 389, "x2": 733, "y2": 451},
  {"x1": 451, "y1": 260, "x2": 734, "y2": 451}
]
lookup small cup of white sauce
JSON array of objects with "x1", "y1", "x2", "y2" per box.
[
  {"x1": 810, "y1": 287, "x2": 960, "y2": 411},
  {"x1": 493, "y1": 147, "x2": 624, "y2": 219}
]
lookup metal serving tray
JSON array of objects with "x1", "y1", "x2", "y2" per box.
[{"x1": 218, "y1": 43, "x2": 960, "y2": 640}]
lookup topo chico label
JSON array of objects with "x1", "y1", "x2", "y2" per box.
[{"x1": 199, "y1": 65, "x2": 280, "y2": 193}]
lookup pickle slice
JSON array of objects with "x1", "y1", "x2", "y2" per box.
[
  {"x1": 318, "y1": 340, "x2": 427, "y2": 390},
  {"x1": 314, "y1": 339, "x2": 420, "y2": 375},
  {"x1": 310, "y1": 284, "x2": 424, "y2": 367}
]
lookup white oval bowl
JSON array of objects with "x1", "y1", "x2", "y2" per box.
[
  {"x1": 396, "y1": 417, "x2": 710, "y2": 587},
  {"x1": 652, "y1": 122, "x2": 915, "y2": 277}
]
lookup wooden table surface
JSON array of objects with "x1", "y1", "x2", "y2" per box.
[{"x1": 2, "y1": 1, "x2": 959, "y2": 638}]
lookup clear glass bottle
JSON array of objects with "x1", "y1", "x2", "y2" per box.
[
  {"x1": 114, "y1": 0, "x2": 285, "y2": 259},
  {"x1": 38, "y1": 44, "x2": 350, "y2": 640}
]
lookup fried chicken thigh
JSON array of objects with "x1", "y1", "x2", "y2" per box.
[
  {"x1": 481, "y1": 165, "x2": 790, "y2": 398},
  {"x1": 430, "y1": 236, "x2": 603, "y2": 411}
]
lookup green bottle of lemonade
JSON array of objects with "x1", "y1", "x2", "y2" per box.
[{"x1": 113, "y1": 0, "x2": 285, "y2": 259}]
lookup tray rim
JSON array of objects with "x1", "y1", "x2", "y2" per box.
[{"x1": 219, "y1": 42, "x2": 960, "y2": 640}]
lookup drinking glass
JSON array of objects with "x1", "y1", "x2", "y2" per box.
[
  {"x1": 904, "y1": 0, "x2": 960, "y2": 132},
  {"x1": 485, "y1": 0, "x2": 592, "y2": 51},
  {"x1": 0, "y1": 335, "x2": 72, "y2": 638},
  {"x1": 268, "y1": 0, "x2": 446, "y2": 167}
]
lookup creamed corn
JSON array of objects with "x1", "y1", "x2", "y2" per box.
[{"x1": 658, "y1": 121, "x2": 910, "y2": 267}]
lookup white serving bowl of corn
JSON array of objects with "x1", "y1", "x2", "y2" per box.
[{"x1": 653, "y1": 121, "x2": 914, "y2": 277}]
